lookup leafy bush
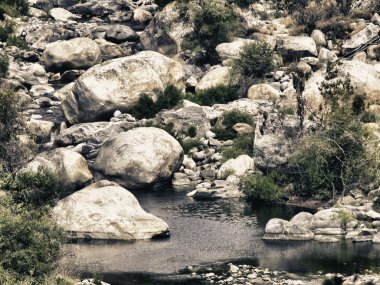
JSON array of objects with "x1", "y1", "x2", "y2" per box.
[
  {"x1": 212, "y1": 126, "x2": 236, "y2": 141},
  {"x1": 230, "y1": 0, "x2": 256, "y2": 8},
  {"x1": 155, "y1": 84, "x2": 182, "y2": 111},
  {"x1": 272, "y1": 0, "x2": 309, "y2": 14},
  {"x1": 3, "y1": 168, "x2": 60, "y2": 209},
  {"x1": 222, "y1": 133, "x2": 254, "y2": 160},
  {"x1": 180, "y1": 138, "x2": 200, "y2": 154},
  {"x1": 133, "y1": 94, "x2": 156, "y2": 119},
  {"x1": 188, "y1": 126, "x2": 197, "y2": 138},
  {"x1": 317, "y1": 18, "x2": 352, "y2": 40},
  {"x1": 290, "y1": 65, "x2": 376, "y2": 201},
  {"x1": 336, "y1": 0, "x2": 352, "y2": 15},
  {"x1": 333, "y1": 207, "x2": 353, "y2": 230},
  {"x1": 239, "y1": 170, "x2": 286, "y2": 203},
  {"x1": 0, "y1": 21, "x2": 13, "y2": 42},
  {"x1": 182, "y1": 0, "x2": 243, "y2": 63},
  {"x1": 0, "y1": 89, "x2": 28, "y2": 173},
  {"x1": 213, "y1": 109, "x2": 255, "y2": 141},
  {"x1": 279, "y1": 106, "x2": 295, "y2": 116},
  {"x1": 293, "y1": 4, "x2": 337, "y2": 34},
  {"x1": 186, "y1": 85, "x2": 239, "y2": 106},
  {"x1": 6, "y1": 35, "x2": 28, "y2": 49},
  {"x1": 132, "y1": 85, "x2": 182, "y2": 119},
  {"x1": 155, "y1": 0, "x2": 172, "y2": 9},
  {"x1": 0, "y1": 54, "x2": 9, "y2": 78},
  {"x1": 231, "y1": 41, "x2": 274, "y2": 80},
  {"x1": 0, "y1": 204, "x2": 65, "y2": 281},
  {"x1": 222, "y1": 109, "x2": 255, "y2": 128},
  {"x1": 0, "y1": 0, "x2": 28, "y2": 17}
]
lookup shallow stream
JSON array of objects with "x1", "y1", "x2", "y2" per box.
[{"x1": 61, "y1": 190, "x2": 380, "y2": 284}]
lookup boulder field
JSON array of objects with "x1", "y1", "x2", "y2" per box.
[{"x1": 5, "y1": 0, "x2": 380, "y2": 246}]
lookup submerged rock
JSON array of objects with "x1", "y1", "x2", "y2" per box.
[
  {"x1": 52, "y1": 180, "x2": 169, "y2": 240},
  {"x1": 263, "y1": 218, "x2": 314, "y2": 241}
]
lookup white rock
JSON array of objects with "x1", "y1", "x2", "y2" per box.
[
  {"x1": 342, "y1": 24, "x2": 380, "y2": 53},
  {"x1": 49, "y1": 7, "x2": 80, "y2": 22},
  {"x1": 195, "y1": 66, "x2": 231, "y2": 93},
  {"x1": 26, "y1": 148, "x2": 93, "y2": 189},
  {"x1": 41, "y1": 38, "x2": 101, "y2": 71},
  {"x1": 52, "y1": 180, "x2": 169, "y2": 240},
  {"x1": 94, "y1": 127, "x2": 184, "y2": 189},
  {"x1": 217, "y1": 155, "x2": 254, "y2": 179},
  {"x1": 247, "y1": 83, "x2": 281, "y2": 102},
  {"x1": 62, "y1": 51, "x2": 185, "y2": 124}
]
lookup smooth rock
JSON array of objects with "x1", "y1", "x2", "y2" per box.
[
  {"x1": 26, "y1": 148, "x2": 93, "y2": 189},
  {"x1": 217, "y1": 155, "x2": 254, "y2": 179},
  {"x1": 61, "y1": 51, "x2": 184, "y2": 124},
  {"x1": 94, "y1": 127, "x2": 184, "y2": 189},
  {"x1": 41, "y1": 38, "x2": 102, "y2": 72},
  {"x1": 195, "y1": 66, "x2": 231, "y2": 93},
  {"x1": 247, "y1": 83, "x2": 281, "y2": 102},
  {"x1": 52, "y1": 180, "x2": 169, "y2": 240}
]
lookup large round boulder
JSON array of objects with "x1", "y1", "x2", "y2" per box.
[
  {"x1": 276, "y1": 36, "x2": 318, "y2": 60},
  {"x1": 52, "y1": 180, "x2": 169, "y2": 240},
  {"x1": 26, "y1": 148, "x2": 93, "y2": 190},
  {"x1": 195, "y1": 66, "x2": 230, "y2": 93},
  {"x1": 140, "y1": 2, "x2": 193, "y2": 56},
  {"x1": 217, "y1": 155, "x2": 254, "y2": 179},
  {"x1": 41, "y1": 37, "x2": 102, "y2": 72},
  {"x1": 94, "y1": 127, "x2": 184, "y2": 189},
  {"x1": 61, "y1": 51, "x2": 185, "y2": 124}
]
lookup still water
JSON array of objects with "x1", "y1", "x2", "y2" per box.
[{"x1": 60, "y1": 189, "x2": 380, "y2": 284}]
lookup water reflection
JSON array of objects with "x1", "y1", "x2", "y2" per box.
[{"x1": 61, "y1": 189, "x2": 380, "y2": 283}]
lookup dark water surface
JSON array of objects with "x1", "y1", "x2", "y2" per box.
[{"x1": 61, "y1": 190, "x2": 380, "y2": 284}]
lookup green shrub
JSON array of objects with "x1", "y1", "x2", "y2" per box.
[
  {"x1": 182, "y1": 0, "x2": 243, "y2": 63},
  {"x1": 180, "y1": 138, "x2": 200, "y2": 154},
  {"x1": 0, "y1": 54, "x2": 9, "y2": 78},
  {"x1": 132, "y1": 85, "x2": 182, "y2": 119},
  {"x1": 352, "y1": 94, "x2": 365, "y2": 116},
  {"x1": 361, "y1": 111, "x2": 377, "y2": 123},
  {"x1": 228, "y1": 0, "x2": 256, "y2": 8},
  {"x1": 333, "y1": 207, "x2": 353, "y2": 229},
  {"x1": 0, "y1": 204, "x2": 65, "y2": 281},
  {"x1": 133, "y1": 94, "x2": 156, "y2": 119},
  {"x1": 0, "y1": 21, "x2": 13, "y2": 42},
  {"x1": 239, "y1": 170, "x2": 285, "y2": 203},
  {"x1": 231, "y1": 41, "x2": 274, "y2": 80},
  {"x1": 0, "y1": 0, "x2": 28, "y2": 17},
  {"x1": 317, "y1": 18, "x2": 352, "y2": 40},
  {"x1": 212, "y1": 126, "x2": 236, "y2": 141},
  {"x1": 222, "y1": 109, "x2": 255, "y2": 128},
  {"x1": 336, "y1": 0, "x2": 352, "y2": 15},
  {"x1": 213, "y1": 109, "x2": 255, "y2": 141},
  {"x1": 188, "y1": 126, "x2": 197, "y2": 138},
  {"x1": 290, "y1": 66, "x2": 376, "y2": 201},
  {"x1": 279, "y1": 106, "x2": 295, "y2": 116},
  {"x1": 222, "y1": 133, "x2": 254, "y2": 160},
  {"x1": 186, "y1": 85, "x2": 239, "y2": 106},
  {"x1": 155, "y1": 84, "x2": 182, "y2": 111},
  {"x1": 3, "y1": 168, "x2": 60, "y2": 209},
  {"x1": 6, "y1": 35, "x2": 28, "y2": 49},
  {"x1": 154, "y1": 0, "x2": 172, "y2": 8},
  {"x1": 272, "y1": 0, "x2": 309, "y2": 14},
  {"x1": 0, "y1": 89, "x2": 31, "y2": 175}
]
